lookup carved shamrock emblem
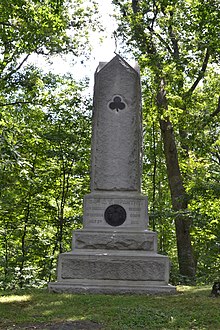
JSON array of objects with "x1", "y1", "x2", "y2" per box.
[{"x1": 109, "y1": 96, "x2": 126, "y2": 112}]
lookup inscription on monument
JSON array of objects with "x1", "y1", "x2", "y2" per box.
[
  {"x1": 104, "y1": 204, "x2": 126, "y2": 227},
  {"x1": 83, "y1": 196, "x2": 148, "y2": 228}
]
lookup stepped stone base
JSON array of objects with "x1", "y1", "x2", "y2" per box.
[
  {"x1": 49, "y1": 280, "x2": 176, "y2": 295},
  {"x1": 49, "y1": 196, "x2": 176, "y2": 295},
  {"x1": 73, "y1": 229, "x2": 157, "y2": 251},
  {"x1": 48, "y1": 247, "x2": 176, "y2": 294}
]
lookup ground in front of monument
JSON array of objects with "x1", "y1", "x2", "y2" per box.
[{"x1": 1, "y1": 286, "x2": 219, "y2": 330}]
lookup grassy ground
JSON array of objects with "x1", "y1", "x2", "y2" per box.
[{"x1": 0, "y1": 286, "x2": 220, "y2": 329}]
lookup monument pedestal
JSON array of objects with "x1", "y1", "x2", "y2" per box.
[
  {"x1": 49, "y1": 229, "x2": 175, "y2": 294},
  {"x1": 48, "y1": 55, "x2": 176, "y2": 294},
  {"x1": 49, "y1": 193, "x2": 176, "y2": 294}
]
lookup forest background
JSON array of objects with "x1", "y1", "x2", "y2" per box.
[{"x1": 0, "y1": 0, "x2": 219, "y2": 289}]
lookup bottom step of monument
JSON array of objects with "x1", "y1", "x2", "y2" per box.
[
  {"x1": 48, "y1": 250, "x2": 176, "y2": 294},
  {"x1": 48, "y1": 279, "x2": 176, "y2": 294}
]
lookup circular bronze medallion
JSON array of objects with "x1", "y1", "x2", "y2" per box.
[{"x1": 104, "y1": 204, "x2": 126, "y2": 227}]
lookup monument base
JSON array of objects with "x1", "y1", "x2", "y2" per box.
[
  {"x1": 48, "y1": 231, "x2": 176, "y2": 294},
  {"x1": 48, "y1": 193, "x2": 176, "y2": 295},
  {"x1": 49, "y1": 279, "x2": 176, "y2": 295},
  {"x1": 72, "y1": 229, "x2": 157, "y2": 251}
]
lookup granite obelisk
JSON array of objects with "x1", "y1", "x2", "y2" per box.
[{"x1": 48, "y1": 55, "x2": 176, "y2": 294}]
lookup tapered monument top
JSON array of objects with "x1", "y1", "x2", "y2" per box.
[
  {"x1": 91, "y1": 55, "x2": 142, "y2": 192},
  {"x1": 96, "y1": 54, "x2": 140, "y2": 75}
]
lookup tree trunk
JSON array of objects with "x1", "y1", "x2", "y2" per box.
[{"x1": 160, "y1": 117, "x2": 196, "y2": 279}]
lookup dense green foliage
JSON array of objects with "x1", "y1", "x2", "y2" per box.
[
  {"x1": 0, "y1": 72, "x2": 92, "y2": 288},
  {"x1": 113, "y1": 0, "x2": 220, "y2": 282},
  {"x1": 0, "y1": 286, "x2": 219, "y2": 329},
  {"x1": 0, "y1": 0, "x2": 220, "y2": 289},
  {"x1": 0, "y1": 0, "x2": 97, "y2": 288}
]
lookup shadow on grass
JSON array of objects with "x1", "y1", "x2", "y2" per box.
[{"x1": 4, "y1": 320, "x2": 103, "y2": 330}]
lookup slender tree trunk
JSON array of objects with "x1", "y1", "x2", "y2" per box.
[
  {"x1": 152, "y1": 121, "x2": 157, "y2": 232},
  {"x1": 19, "y1": 201, "x2": 30, "y2": 288},
  {"x1": 156, "y1": 77, "x2": 196, "y2": 279},
  {"x1": 3, "y1": 230, "x2": 8, "y2": 290},
  {"x1": 160, "y1": 117, "x2": 196, "y2": 279}
]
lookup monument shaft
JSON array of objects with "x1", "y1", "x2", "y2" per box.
[{"x1": 91, "y1": 56, "x2": 142, "y2": 191}]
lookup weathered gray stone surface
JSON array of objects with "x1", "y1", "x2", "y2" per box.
[
  {"x1": 90, "y1": 56, "x2": 142, "y2": 192},
  {"x1": 49, "y1": 280, "x2": 176, "y2": 295},
  {"x1": 48, "y1": 55, "x2": 176, "y2": 295},
  {"x1": 60, "y1": 255, "x2": 167, "y2": 281},
  {"x1": 83, "y1": 192, "x2": 148, "y2": 230},
  {"x1": 73, "y1": 230, "x2": 157, "y2": 251},
  {"x1": 49, "y1": 249, "x2": 176, "y2": 294}
]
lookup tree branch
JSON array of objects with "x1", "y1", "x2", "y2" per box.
[
  {"x1": 132, "y1": 0, "x2": 139, "y2": 13},
  {"x1": 146, "y1": 8, "x2": 174, "y2": 56},
  {"x1": 168, "y1": 12, "x2": 179, "y2": 60},
  {"x1": 211, "y1": 96, "x2": 220, "y2": 117},
  {"x1": 186, "y1": 48, "x2": 210, "y2": 96},
  {"x1": 0, "y1": 22, "x2": 15, "y2": 27},
  {"x1": 147, "y1": 27, "x2": 173, "y2": 54},
  {"x1": 0, "y1": 101, "x2": 41, "y2": 107},
  {"x1": 2, "y1": 54, "x2": 30, "y2": 81}
]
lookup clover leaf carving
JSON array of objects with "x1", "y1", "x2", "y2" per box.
[{"x1": 109, "y1": 96, "x2": 126, "y2": 112}]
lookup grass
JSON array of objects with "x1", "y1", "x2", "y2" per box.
[{"x1": 0, "y1": 286, "x2": 220, "y2": 329}]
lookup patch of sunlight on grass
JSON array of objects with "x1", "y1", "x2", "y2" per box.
[
  {"x1": 177, "y1": 286, "x2": 195, "y2": 292},
  {"x1": 47, "y1": 300, "x2": 64, "y2": 306},
  {"x1": 66, "y1": 317, "x2": 86, "y2": 321},
  {"x1": 42, "y1": 309, "x2": 57, "y2": 316},
  {"x1": 178, "y1": 285, "x2": 210, "y2": 293},
  {"x1": 0, "y1": 295, "x2": 32, "y2": 303}
]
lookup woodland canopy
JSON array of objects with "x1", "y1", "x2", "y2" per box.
[{"x1": 0, "y1": 0, "x2": 219, "y2": 288}]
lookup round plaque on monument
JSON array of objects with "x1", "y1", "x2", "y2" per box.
[{"x1": 104, "y1": 204, "x2": 127, "y2": 227}]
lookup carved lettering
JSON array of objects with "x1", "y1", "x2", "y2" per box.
[
  {"x1": 130, "y1": 214, "x2": 140, "y2": 218},
  {"x1": 90, "y1": 219, "x2": 102, "y2": 224}
]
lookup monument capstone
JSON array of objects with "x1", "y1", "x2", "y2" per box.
[{"x1": 48, "y1": 55, "x2": 176, "y2": 294}]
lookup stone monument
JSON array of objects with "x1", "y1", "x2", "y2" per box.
[{"x1": 48, "y1": 55, "x2": 176, "y2": 294}]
